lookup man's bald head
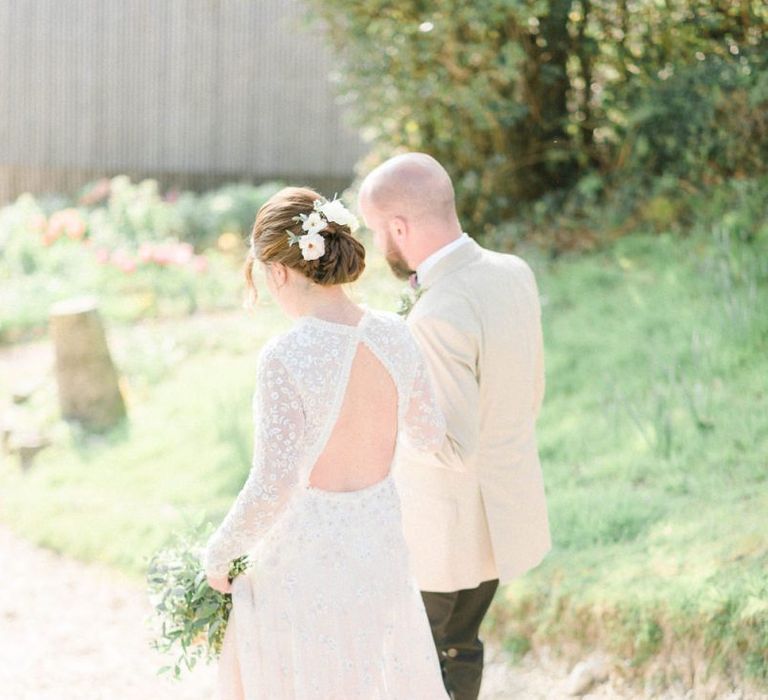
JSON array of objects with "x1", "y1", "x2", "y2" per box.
[
  {"x1": 358, "y1": 152, "x2": 457, "y2": 224},
  {"x1": 358, "y1": 152, "x2": 463, "y2": 277}
]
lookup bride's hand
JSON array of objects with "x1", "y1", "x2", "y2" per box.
[{"x1": 207, "y1": 573, "x2": 232, "y2": 594}]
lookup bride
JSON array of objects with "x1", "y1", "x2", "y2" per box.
[{"x1": 203, "y1": 187, "x2": 449, "y2": 699}]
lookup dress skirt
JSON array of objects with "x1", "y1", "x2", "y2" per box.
[{"x1": 216, "y1": 474, "x2": 448, "y2": 700}]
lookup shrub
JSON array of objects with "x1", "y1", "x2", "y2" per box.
[
  {"x1": 620, "y1": 52, "x2": 768, "y2": 182},
  {"x1": 174, "y1": 182, "x2": 284, "y2": 250},
  {"x1": 308, "y1": 0, "x2": 768, "y2": 235}
]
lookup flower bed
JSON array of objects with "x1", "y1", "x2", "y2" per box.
[{"x1": 0, "y1": 177, "x2": 283, "y2": 343}]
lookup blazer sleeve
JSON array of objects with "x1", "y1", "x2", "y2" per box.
[
  {"x1": 408, "y1": 314, "x2": 479, "y2": 471},
  {"x1": 533, "y1": 315, "x2": 545, "y2": 419},
  {"x1": 525, "y1": 264, "x2": 546, "y2": 419}
]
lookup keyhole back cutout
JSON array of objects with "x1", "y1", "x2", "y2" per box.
[{"x1": 308, "y1": 342, "x2": 398, "y2": 493}]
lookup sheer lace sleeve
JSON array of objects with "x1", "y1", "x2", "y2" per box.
[
  {"x1": 203, "y1": 346, "x2": 304, "y2": 578},
  {"x1": 402, "y1": 338, "x2": 447, "y2": 453}
]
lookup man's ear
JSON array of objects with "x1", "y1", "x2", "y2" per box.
[{"x1": 389, "y1": 215, "x2": 408, "y2": 242}]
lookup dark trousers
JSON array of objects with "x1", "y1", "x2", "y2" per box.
[{"x1": 421, "y1": 579, "x2": 499, "y2": 700}]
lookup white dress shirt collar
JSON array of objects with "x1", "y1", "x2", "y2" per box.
[{"x1": 416, "y1": 233, "x2": 471, "y2": 284}]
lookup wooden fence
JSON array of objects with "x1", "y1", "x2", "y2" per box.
[{"x1": 0, "y1": 0, "x2": 364, "y2": 202}]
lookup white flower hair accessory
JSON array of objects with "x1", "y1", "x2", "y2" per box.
[
  {"x1": 318, "y1": 197, "x2": 360, "y2": 233},
  {"x1": 286, "y1": 195, "x2": 360, "y2": 261}
]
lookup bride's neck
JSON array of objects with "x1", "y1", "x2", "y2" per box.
[{"x1": 293, "y1": 286, "x2": 361, "y2": 323}]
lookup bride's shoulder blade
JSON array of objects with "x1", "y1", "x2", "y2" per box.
[{"x1": 366, "y1": 307, "x2": 407, "y2": 332}]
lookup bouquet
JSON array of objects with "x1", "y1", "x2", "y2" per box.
[{"x1": 146, "y1": 526, "x2": 250, "y2": 679}]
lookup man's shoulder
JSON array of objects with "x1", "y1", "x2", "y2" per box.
[
  {"x1": 409, "y1": 283, "x2": 479, "y2": 336},
  {"x1": 413, "y1": 246, "x2": 537, "y2": 326},
  {"x1": 422, "y1": 245, "x2": 529, "y2": 293},
  {"x1": 431, "y1": 242, "x2": 532, "y2": 280},
  {"x1": 450, "y1": 246, "x2": 538, "y2": 298},
  {"x1": 477, "y1": 245, "x2": 535, "y2": 275}
]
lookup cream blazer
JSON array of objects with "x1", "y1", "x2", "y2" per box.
[{"x1": 394, "y1": 239, "x2": 551, "y2": 593}]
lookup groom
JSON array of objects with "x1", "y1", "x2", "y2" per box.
[{"x1": 359, "y1": 153, "x2": 551, "y2": 700}]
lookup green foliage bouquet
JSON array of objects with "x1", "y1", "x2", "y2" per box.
[{"x1": 146, "y1": 527, "x2": 250, "y2": 678}]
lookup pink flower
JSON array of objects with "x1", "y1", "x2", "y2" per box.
[
  {"x1": 28, "y1": 213, "x2": 47, "y2": 234},
  {"x1": 151, "y1": 243, "x2": 173, "y2": 266},
  {"x1": 164, "y1": 188, "x2": 180, "y2": 204},
  {"x1": 138, "y1": 242, "x2": 155, "y2": 263},
  {"x1": 119, "y1": 258, "x2": 137, "y2": 274},
  {"x1": 47, "y1": 208, "x2": 86, "y2": 241},
  {"x1": 110, "y1": 248, "x2": 136, "y2": 274},
  {"x1": 78, "y1": 178, "x2": 111, "y2": 206},
  {"x1": 44, "y1": 222, "x2": 62, "y2": 244},
  {"x1": 171, "y1": 242, "x2": 194, "y2": 265},
  {"x1": 190, "y1": 255, "x2": 208, "y2": 274},
  {"x1": 94, "y1": 248, "x2": 110, "y2": 265}
]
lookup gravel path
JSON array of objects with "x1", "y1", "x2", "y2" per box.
[
  {"x1": 0, "y1": 526, "x2": 759, "y2": 700},
  {"x1": 0, "y1": 524, "x2": 587, "y2": 700},
  {"x1": 0, "y1": 525, "x2": 216, "y2": 700}
]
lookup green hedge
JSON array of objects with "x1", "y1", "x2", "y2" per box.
[{"x1": 308, "y1": 0, "x2": 768, "y2": 235}]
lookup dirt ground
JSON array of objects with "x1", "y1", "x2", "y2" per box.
[{"x1": 3, "y1": 524, "x2": 741, "y2": 700}]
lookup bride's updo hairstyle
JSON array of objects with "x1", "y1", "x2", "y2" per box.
[{"x1": 245, "y1": 186, "x2": 366, "y2": 298}]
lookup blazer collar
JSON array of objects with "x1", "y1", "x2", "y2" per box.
[{"x1": 419, "y1": 238, "x2": 482, "y2": 288}]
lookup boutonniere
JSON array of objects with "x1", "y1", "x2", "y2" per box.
[{"x1": 397, "y1": 273, "x2": 425, "y2": 318}]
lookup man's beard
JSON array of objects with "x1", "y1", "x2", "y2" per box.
[{"x1": 385, "y1": 235, "x2": 413, "y2": 281}]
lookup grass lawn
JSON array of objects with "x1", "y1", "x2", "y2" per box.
[
  {"x1": 1, "y1": 231, "x2": 766, "y2": 689},
  {"x1": 493, "y1": 233, "x2": 768, "y2": 689}
]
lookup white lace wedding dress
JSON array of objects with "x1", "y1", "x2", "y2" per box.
[{"x1": 203, "y1": 308, "x2": 449, "y2": 699}]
